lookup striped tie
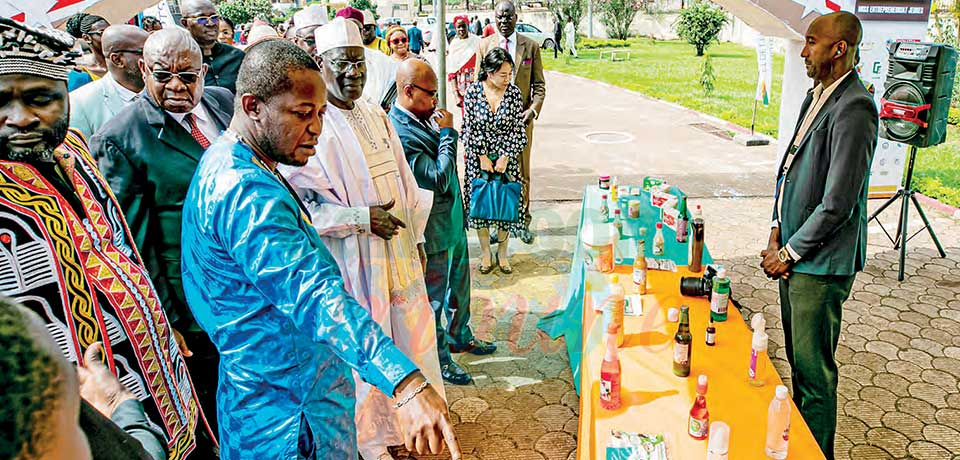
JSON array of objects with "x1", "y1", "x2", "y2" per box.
[{"x1": 185, "y1": 113, "x2": 211, "y2": 149}]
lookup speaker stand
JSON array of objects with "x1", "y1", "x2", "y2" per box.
[{"x1": 869, "y1": 145, "x2": 946, "y2": 281}]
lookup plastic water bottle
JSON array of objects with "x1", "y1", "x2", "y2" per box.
[
  {"x1": 765, "y1": 385, "x2": 791, "y2": 459},
  {"x1": 749, "y1": 313, "x2": 768, "y2": 387},
  {"x1": 707, "y1": 421, "x2": 730, "y2": 460}
]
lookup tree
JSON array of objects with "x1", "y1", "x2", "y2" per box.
[
  {"x1": 549, "y1": 0, "x2": 586, "y2": 40},
  {"x1": 596, "y1": 0, "x2": 642, "y2": 40},
  {"x1": 675, "y1": 1, "x2": 728, "y2": 56},
  {"x1": 217, "y1": 0, "x2": 274, "y2": 25},
  {"x1": 349, "y1": 0, "x2": 378, "y2": 17}
]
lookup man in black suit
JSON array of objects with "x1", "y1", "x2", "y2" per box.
[
  {"x1": 759, "y1": 12, "x2": 877, "y2": 459},
  {"x1": 180, "y1": 0, "x2": 244, "y2": 93},
  {"x1": 92, "y1": 27, "x2": 234, "y2": 445}
]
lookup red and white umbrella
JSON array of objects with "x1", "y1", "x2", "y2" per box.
[{"x1": 1, "y1": 0, "x2": 160, "y2": 28}]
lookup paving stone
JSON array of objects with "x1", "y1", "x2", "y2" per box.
[
  {"x1": 923, "y1": 424, "x2": 960, "y2": 453},
  {"x1": 873, "y1": 372, "x2": 911, "y2": 397},
  {"x1": 888, "y1": 321, "x2": 922, "y2": 338},
  {"x1": 880, "y1": 296, "x2": 911, "y2": 311},
  {"x1": 898, "y1": 349, "x2": 934, "y2": 369},
  {"x1": 881, "y1": 411, "x2": 925, "y2": 441},
  {"x1": 929, "y1": 317, "x2": 960, "y2": 336},
  {"x1": 919, "y1": 368, "x2": 958, "y2": 393},
  {"x1": 533, "y1": 404, "x2": 576, "y2": 432},
  {"x1": 475, "y1": 408, "x2": 519, "y2": 435},
  {"x1": 560, "y1": 390, "x2": 579, "y2": 411},
  {"x1": 562, "y1": 417, "x2": 578, "y2": 436},
  {"x1": 900, "y1": 311, "x2": 933, "y2": 329},
  {"x1": 837, "y1": 414, "x2": 869, "y2": 444},
  {"x1": 848, "y1": 444, "x2": 895, "y2": 459},
  {"x1": 909, "y1": 338, "x2": 945, "y2": 358},
  {"x1": 504, "y1": 419, "x2": 547, "y2": 451},
  {"x1": 864, "y1": 427, "x2": 909, "y2": 457},
  {"x1": 854, "y1": 291, "x2": 883, "y2": 305},
  {"x1": 896, "y1": 397, "x2": 938, "y2": 424},
  {"x1": 908, "y1": 441, "x2": 954, "y2": 460},
  {"x1": 844, "y1": 400, "x2": 884, "y2": 428},
  {"x1": 908, "y1": 382, "x2": 949, "y2": 407},
  {"x1": 910, "y1": 302, "x2": 944, "y2": 319},
  {"x1": 935, "y1": 408, "x2": 960, "y2": 428},
  {"x1": 841, "y1": 363, "x2": 876, "y2": 384},
  {"x1": 859, "y1": 313, "x2": 893, "y2": 332},
  {"x1": 454, "y1": 422, "x2": 490, "y2": 456},
  {"x1": 452, "y1": 397, "x2": 491, "y2": 423},
  {"x1": 944, "y1": 346, "x2": 960, "y2": 359},
  {"x1": 932, "y1": 357, "x2": 960, "y2": 379},
  {"x1": 533, "y1": 432, "x2": 576, "y2": 460},
  {"x1": 865, "y1": 341, "x2": 900, "y2": 361},
  {"x1": 834, "y1": 434, "x2": 854, "y2": 460},
  {"x1": 877, "y1": 330, "x2": 912, "y2": 349},
  {"x1": 859, "y1": 386, "x2": 898, "y2": 412},
  {"x1": 838, "y1": 376, "x2": 864, "y2": 398},
  {"x1": 476, "y1": 435, "x2": 518, "y2": 460},
  {"x1": 531, "y1": 379, "x2": 569, "y2": 405}
]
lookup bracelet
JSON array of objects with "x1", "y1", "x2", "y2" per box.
[{"x1": 394, "y1": 380, "x2": 430, "y2": 409}]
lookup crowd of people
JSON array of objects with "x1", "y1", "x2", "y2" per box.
[
  {"x1": 0, "y1": 0, "x2": 546, "y2": 458},
  {"x1": 0, "y1": 0, "x2": 873, "y2": 458}
]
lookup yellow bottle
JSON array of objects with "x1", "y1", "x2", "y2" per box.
[{"x1": 608, "y1": 274, "x2": 625, "y2": 346}]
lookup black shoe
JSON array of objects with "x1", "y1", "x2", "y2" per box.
[
  {"x1": 520, "y1": 229, "x2": 536, "y2": 245},
  {"x1": 489, "y1": 233, "x2": 499, "y2": 245},
  {"x1": 449, "y1": 338, "x2": 497, "y2": 356},
  {"x1": 441, "y1": 360, "x2": 473, "y2": 385}
]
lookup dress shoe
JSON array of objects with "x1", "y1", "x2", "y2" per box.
[
  {"x1": 441, "y1": 360, "x2": 473, "y2": 385},
  {"x1": 449, "y1": 338, "x2": 497, "y2": 356}
]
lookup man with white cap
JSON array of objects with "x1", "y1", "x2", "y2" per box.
[
  {"x1": 279, "y1": 17, "x2": 444, "y2": 460},
  {"x1": 292, "y1": 4, "x2": 327, "y2": 56},
  {"x1": 362, "y1": 9, "x2": 392, "y2": 55}
]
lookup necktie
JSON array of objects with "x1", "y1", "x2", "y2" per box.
[
  {"x1": 503, "y1": 36, "x2": 509, "y2": 52},
  {"x1": 185, "y1": 113, "x2": 211, "y2": 149}
]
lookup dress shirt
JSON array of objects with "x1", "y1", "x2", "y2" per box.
[
  {"x1": 393, "y1": 104, "x2": 439, "y2": 133},
  {"x1": 108, "y1": 74, "x2": 138, "y2": 103},
  {"x1": 774, "y1": 70, "x2": 852, "y2": 261},
  {"x1": 500, "y1": 31, "x2": 518, "y2": 81},
  {"x1": 167, "y1": 102, "x2": 219, "y2": 144}
]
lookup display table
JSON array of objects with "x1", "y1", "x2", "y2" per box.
[{"x1": 538, "y1": 185, "x2": 825, "y2": 459}]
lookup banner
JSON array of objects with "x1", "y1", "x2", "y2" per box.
[
  {"x1": 0, "y1": 0, "x2": 158, "y2": 28},
  {"x1": 755, "y1": 36, "x2": 774, "y2": 106}
]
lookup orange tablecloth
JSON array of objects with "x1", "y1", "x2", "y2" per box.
[{"x1": 577, "y1": 266, "x2": 826, "y2": 459}]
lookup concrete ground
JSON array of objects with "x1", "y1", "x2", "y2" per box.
[{"x1": 393, "y1": 71, "x2": 960, "y2": 459}]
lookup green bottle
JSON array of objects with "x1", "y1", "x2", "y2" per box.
[
  {"x1": 673, "y1": 305, "x2": 692, "y2": 377},
  {"x1": 710, "y1": 268, "x2": 730, "y2": 322}
]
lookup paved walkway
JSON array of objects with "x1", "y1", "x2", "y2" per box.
[{"x1": 395, "y1": 72, "x2": 960, "y2": 459}]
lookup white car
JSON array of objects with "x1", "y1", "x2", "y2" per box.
[{"x1": 517, "y1": 22, "x2": 555, "y2": 49}]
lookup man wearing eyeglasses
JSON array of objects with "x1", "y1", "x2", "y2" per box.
[
  {"x1": 279, "y1": 18, "x2": 444, "y2": 460},
  {"x1": 91, "y1": 28, "x2": 235, "y2": 450},
  {"x1": 291, "y1": 4, "x2": 328, "y2": 56},
  {"x1": 180, "y1": 0, "x2": 244, "y2": 94},
  {"x1": 69, "y1": 25, "x2": 149, "y2": 140}
]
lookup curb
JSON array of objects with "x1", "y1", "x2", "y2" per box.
[
  {"x1": 548, "y1": 70, "x2": 778, "y2": 142},
  {"x1": 916, "y1": 193, "x2": 960, "y2": 219}
]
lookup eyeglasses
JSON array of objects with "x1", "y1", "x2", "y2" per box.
[
  {"x1": 328, "y1": 59, "x2": 365, "y2": 73},
  {"x1": 410, "y1": 83, "x2": 438, "y2": 98},
  {"x1": 390, "y1": 36, "x2": 409, "y2": 45},
  {"x1": 112, "y1": 49, "x2": 143, "y2": 56},
  {"x1": 186, "y1": 15, "x2": 220, "y2": 26},
  {"x1": 151, "y1": 70, "x2": 201, "y2": 84}
]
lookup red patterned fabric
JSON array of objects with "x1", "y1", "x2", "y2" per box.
[{"x1": 185, "y1": 113, "x2": 211, "y2": 149}]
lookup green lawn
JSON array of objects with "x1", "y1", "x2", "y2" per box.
[
  {"x1": 545, "y1": 38, "x2": 960, "y2": 208},
  {"x1": 544, "y1": 39, "x2": 785, "y2": 136}
]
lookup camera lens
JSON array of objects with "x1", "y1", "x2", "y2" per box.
[{"x1": 680, "y1": 277, "x2": 707, "y2": 297}]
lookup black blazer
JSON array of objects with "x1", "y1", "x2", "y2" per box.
[
  {"x1": 91, "y1": 87, "x2": 234, "y2": 328},
  {"x1": 774, "y1": 71, "x2": 878, "y2": 276}
]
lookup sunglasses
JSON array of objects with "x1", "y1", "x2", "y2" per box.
[
  {"x1": 151, "y1": 70, "x2": 201, "y2": 84},
  {"x1": 410, "y1": 83, "x2": 437, "y2": 98},
  {"x1": 187, "y1": 15, "x2": 220, "y2": 26},
  {"x1": 112, "y1": 49, "x2": 143, "y2": 56},
  {"x1": 390, "y1": 36, "x2": 408, "y2": 45}
]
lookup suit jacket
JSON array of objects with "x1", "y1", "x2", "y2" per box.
[
  {"x1": 388, "y1": 105, "x2": 465, "y2": 254},
  {"x1": 91, "y1": 87, "x2": 234, "y2": 329},
  {"x1": 475, "y1": 32, "x2": 546, "y2": 116},
  {"x1": 69, "y1": 73, "x2": 136, "y2": 141},
  {"x1": 204, "y1": 42, "x2": 244, "y2": 94},
  {"x1": 774, "y1": 72, "x2": 878, "y2": 276}
]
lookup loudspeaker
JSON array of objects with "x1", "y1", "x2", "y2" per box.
[{"x1": 879, "y1": 42, "x2": 957, "y2": 147}]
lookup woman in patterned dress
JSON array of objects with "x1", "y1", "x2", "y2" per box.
[{"x1": 462, "y1": 47, "x2": 528, "y2": 274}]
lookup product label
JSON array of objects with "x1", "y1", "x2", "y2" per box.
[
  {"x1": 653, "y1": 239, "x2": 664, "y2": 256},
  {"x1": 749, "y1": 349, "x2": 759, "y2": 379},
  {"x1": 633, "y1": 268, "x2": 646, "y2": 286},
  {"x1": 673, "y1": 343, "x2": 690, "y2": 366},
  {"x1": 706, "y1": 330, "x2": 716, "y2": 345},
  {"x1": 676, "y1": 218, "x2": 688, "y2": 242},
  {"x1": 782, "y1": 424, "x2": 790, "y2": 441},
  {"x1": 688, "y1": 417, "x2": 709, "y2": 438},
  {"x1": 600, "y1": 377, "x2": 612, "y2": 401},
  {"x1": 711, "y1": 292, "x2": 729, "y2": 315}
]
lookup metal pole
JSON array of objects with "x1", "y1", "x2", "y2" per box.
[
  {"x1": 587, "y1": 0, "x2": 593, "y2": 38},
  {"x1": 750, "y1": 99, "x2": 758, "y2": 136},
  {"x1": 436, "y1": 0, "x2": 447, "y2": 109}
]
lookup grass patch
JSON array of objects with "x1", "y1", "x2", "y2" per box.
[
  {"x1": 914, "y1": 124, "x2": 960, "y2": 208},
  {"x1": 544, "y1": 38, "x2": 784, "y2": 136}
]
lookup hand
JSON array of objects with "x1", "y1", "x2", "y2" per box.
[
  {"x1": 522, "y1": 109, "x2": 536, "y2": 124},
  {"x1": 78, "y1": 342, "x2": 137, "y2": 418},
  {"x1": 172, "y1": 328, "x2": 193, "y2": 357},
  {"x1": 395, "y1": 373, "x2": 462, "y2": 458},
  {"x1": 479, "y1": 155, "x2": 494, "y2": 173},
  {"x1": 493, "y1": 155, "x2": 509, "y2": 173},
  {"x1": 418, "y1": 243, "x2": 427, "y2": 274},
  {"x1": 760, "y1": 248, "x2": 792, "y2": 280},
  {"x1": 435, "y1": 109, "x2": 454, "y2": 129},
  {"x1": 370, "y1": 199, "x2": 407, "y2": 240}
]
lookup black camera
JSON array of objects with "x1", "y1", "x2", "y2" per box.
[{"x1": 680, "y1": 265, "x2": 717, "y2": 299}]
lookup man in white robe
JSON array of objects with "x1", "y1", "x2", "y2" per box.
[{"x1": 279, "y1": 18, "x2": 444, "y2": 460}]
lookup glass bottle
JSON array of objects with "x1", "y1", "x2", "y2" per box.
[
  {"x1": 688, "y1": 374, "x2": 710, "y2": 440},
  {"x1": 653, "y1": 222, "x2": 665, "y2": 256},
  {"x1": 689, "y1": 205, "x2": 705, "y2": 272},
  {"x1": 599, "y1": 194, "x2": 610, "y2": 223},
  {"x1": 672, "y1": 305, "x2": 692, "y2": 377},
  {"x1": 600, "y1": 322, "x2": 622, "y2": 410},
  {"x1": 710, "y1": 268, "x2": 730, "y2": 322},
  {"x1": 633, "y1": 237, "x2": 648, "y2": 295}
]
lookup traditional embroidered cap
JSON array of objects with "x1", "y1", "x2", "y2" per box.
[
  {"x1": 314, "y1": 17, "x2": 363, "y2": 56},
  {"x1": 362, "y1": 10, "x2": 376, "y2": 26},
  {"x1": 247, "y1": 24, "x2": 279, "y2": 46},
  {"x1": 0, "y1": 17, "x2": 79, "y2": 82},
  {"x1": 293, "y1": 4, "x2": 328, "y2": 31},
  {"x1": 335, "y1": 6, "x2": 364, "y2": 26}
]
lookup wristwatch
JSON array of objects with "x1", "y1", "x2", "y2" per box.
[{"x1": 777, "y1": 247, "x2": 794, "y2": 264}]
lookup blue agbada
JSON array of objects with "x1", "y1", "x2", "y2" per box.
[{"x1": 180, "y1": 133, "x2": 419, "y2": 459}]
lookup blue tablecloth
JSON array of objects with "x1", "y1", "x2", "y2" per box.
[{"x1": 536, "y1": 185, "x2": 713, "y2": 394}]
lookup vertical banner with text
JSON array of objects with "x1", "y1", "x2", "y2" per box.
[{"x1": 756, "y1": 36, "x2": 774, "y2": 106}]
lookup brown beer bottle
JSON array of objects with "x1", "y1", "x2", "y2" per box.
[{"x1": 673, "y1": 305, "x2": 692, "y2": 377}]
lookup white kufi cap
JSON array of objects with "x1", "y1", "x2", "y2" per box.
[
  {"x1": 362, "y1": 10, "x2": 376, "y2": 25},
  {"x1": 314, "y1": 17, "x2": 363, "y2": 55},
  {"x1": 294, "y1": 4, "x2": 328, "y2": 30}
]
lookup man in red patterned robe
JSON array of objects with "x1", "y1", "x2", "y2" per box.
[{"x1": 0, "y1": 17, "x2": 214, "y2": 459}]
